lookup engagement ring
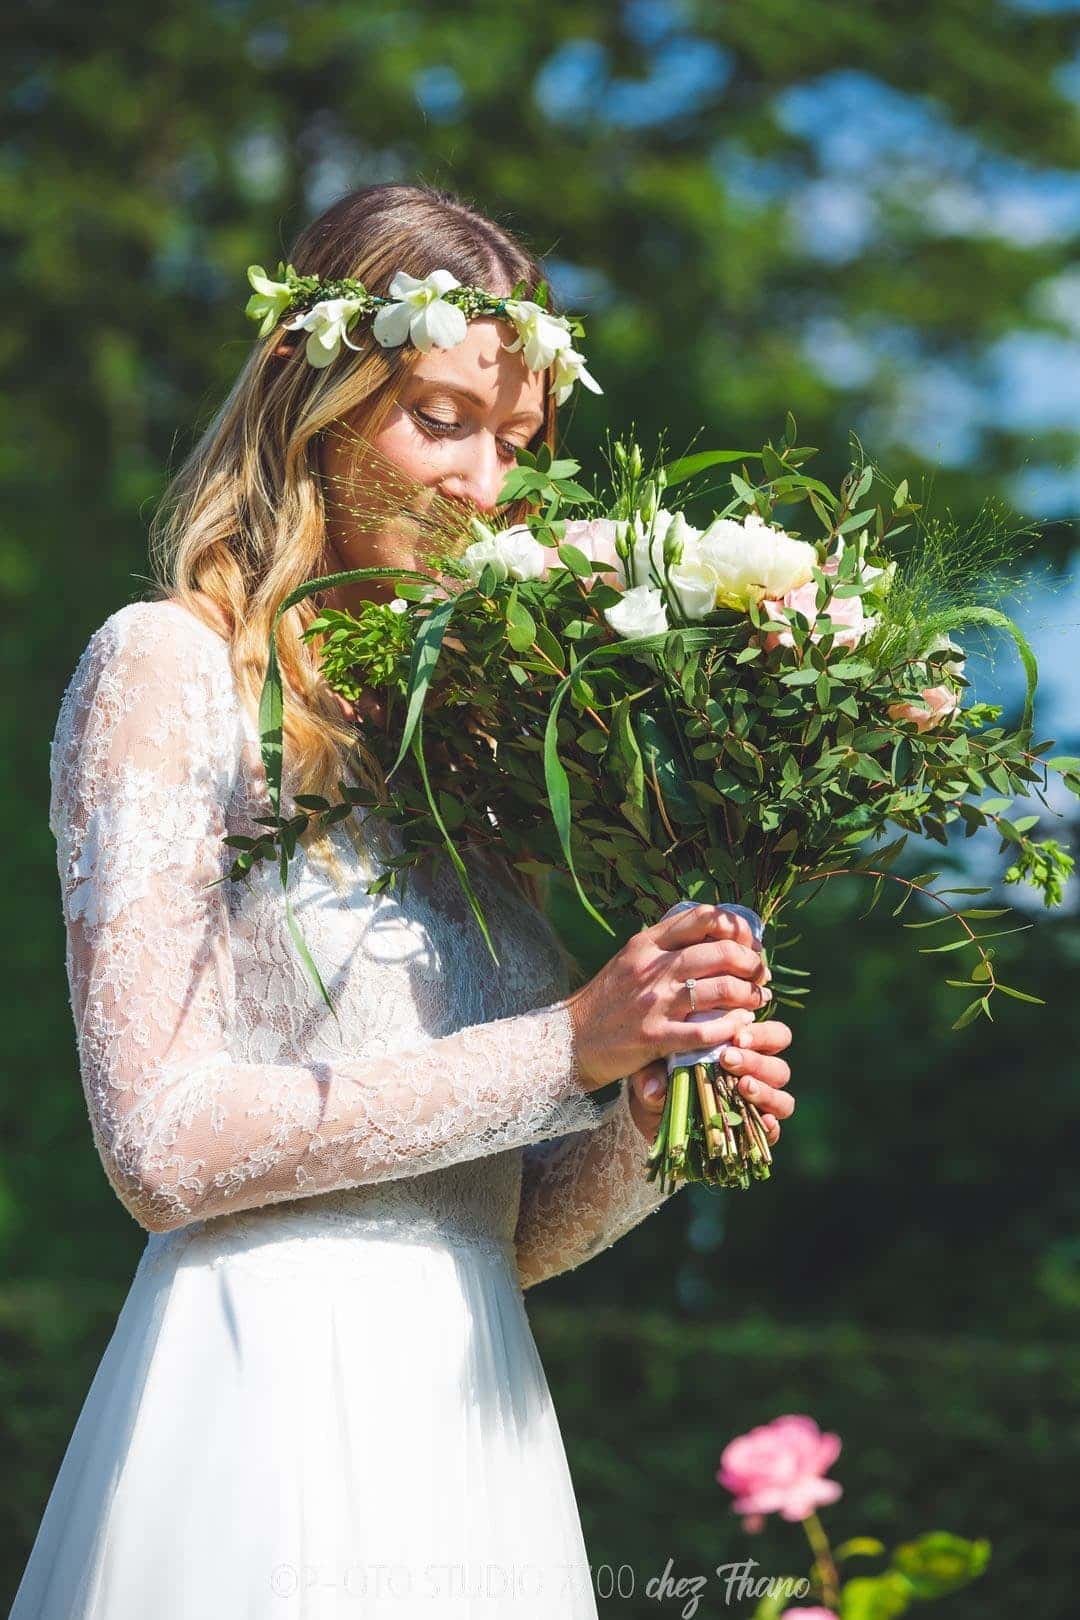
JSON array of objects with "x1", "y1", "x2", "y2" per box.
[{"x1": 684, "y1": 977, "x2": 698, "y2": 1013}]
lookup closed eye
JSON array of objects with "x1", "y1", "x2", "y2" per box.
[{"x1": 412, "y1": 408, "x2": 526, "y2": 463}]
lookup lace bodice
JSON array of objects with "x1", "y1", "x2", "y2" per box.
[{"x1": 48, "y1": 598, "x2": 674, "y2": 1290}]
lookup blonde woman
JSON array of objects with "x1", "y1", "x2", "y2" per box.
[{"x1": 12, "y1": 182, "x2": 795, "y2": 1619}]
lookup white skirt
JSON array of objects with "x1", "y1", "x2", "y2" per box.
[{"x1": 8, "y1": 1213, "x2": 599, "y2": 1620}]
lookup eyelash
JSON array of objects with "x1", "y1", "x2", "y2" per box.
[{"x1": 412, "y1": 408, "x2": 527, "y2": 463}]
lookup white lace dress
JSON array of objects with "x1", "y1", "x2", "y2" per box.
[{"x1": 10, "y1": 598, "x2": 676, "y2": 1620}]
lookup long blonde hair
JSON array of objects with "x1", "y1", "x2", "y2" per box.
[{"x1": 147, "y1": 182, "x2": 561, "y2": 867}]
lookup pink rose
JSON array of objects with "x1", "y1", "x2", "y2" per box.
[
  {"x1": 541, "y1": 517, "x2": 623, "y2": 587},
  {"x1": 780, "y1": 1610, "x2": 837, "y2": 1619},
  {"x1": 885, "y1": 683, "x2": 960, "y2": 733},
  {"x1": 716, "y1": 1414, "x2": 843, "y2": 1523},
  {"x1": 758, "y1": 557, "x2": 874, "y2": 653}
]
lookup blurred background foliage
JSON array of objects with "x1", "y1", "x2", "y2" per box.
[{"x1": 3, "y1": 0, "x2": 1079, "y2": 1614}]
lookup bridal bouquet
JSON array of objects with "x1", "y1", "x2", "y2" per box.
[{"x1": 223, "y1": 420, "x2": 1079, "y2": 1193}]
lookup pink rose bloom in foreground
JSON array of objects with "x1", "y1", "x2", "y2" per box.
[
  {"x1": 758, "y1": 556, "x2": 875, "y2": 653},
  {"x1": 542, "y1": 517, "x2": 624, "y2": 587},
  {"x1": 886, "y1": 683, "x2": 960, "y2": 733},
  {"x1": 717, "y1": 1414, "x2": 843, "y2": 1522},
  {"x1": 780, "y1": 1610, "x2": 837, "y2": 1619}
]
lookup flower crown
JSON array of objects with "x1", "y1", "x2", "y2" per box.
[{"x1": 245, "y1": 262, "x2": 602, "y2": 407}]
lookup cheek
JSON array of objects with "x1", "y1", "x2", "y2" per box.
[{"x1": 370, "y1": 412, "x2": 446, "y2": 486}]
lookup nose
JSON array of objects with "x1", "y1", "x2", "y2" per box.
[{"x1": 437, "y1": 435, "x2": 507, "y2": 514}]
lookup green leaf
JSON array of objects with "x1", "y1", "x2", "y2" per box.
[
  {"x1": 890, "y1": 1532, "x2": 991, "y2": 1599},
  {"x1": 952, "y1": 995, "x2": 990, "y2": 1029},
  {"x1": 607, "y1": 696, "x2": 650, "y2": 839},
  {"x1": 836, "y1": 1538, "x2": 888, "y2": 1562},
  {"x1": 837, "y1": 505, "x2": 876, "y2": 533},
  {"x1": 637, "y1": 707, "x2": 702, "y2": 827},
  {"x1": 505, "y1": 587, "x2": 537, "y2": 653},
  {"x1": 258, "y1": 628, "x2": 284, "y2": 817},
  {"x1": 661, "y1": 448, "x2": 757, "y2": 486},
  {"x1": 411, "y1": 722, "x2": 497, "y2": 962},
  {"x1": 283, "y1": 890, "x2": 338, "y2": 1022},
  {"x1": 557, "y1": 542, "x2": 593, "y2": 577},
  {"x1": 840, "y1": 1572, "x2": 914, "y2": 1620},
  {"x1": 388, "y1": 593, "x2": 458, "y2": 779},
  {"x1": 995, "y1": 983, "x2": 1046, "y2": 1005}
]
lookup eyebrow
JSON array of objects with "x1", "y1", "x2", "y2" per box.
[{"x1": 410, "y1": 375, "x2": 545, "y2": 429}]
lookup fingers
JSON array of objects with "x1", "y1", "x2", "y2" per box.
[
  {"x1": 649, "y1": 903, "x2": 758, "y2": 953},
  {"x1": 734, "y1": 1071, "x2": 795, "y2": 1119},
  {"x1": 760, "y1": 1113, "x2": 782, "y2": 1145},
  {"x1": 727, "y1": 1017, "x2": 793, "y2": 1056},
  {"x1": 661, "y1": 1005, "x2": 756, "y2": 1054},
  {"x1": 676, "y1": 938, "x2": 770, "y2": 987},
  {"x1": 722, "y1": 1043, "x2": 791, "y2": 1089},
  {"x1": 675, "y1": 972, "x2": 772, "y2": 1016},
  {"x1": 630, "y1": 1060, "x2": 668, "y2": 1109},
  {"x1": 627, "y1": 1060, "x2": 668, "y2": 1143}
]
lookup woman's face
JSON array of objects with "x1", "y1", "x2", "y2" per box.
[{"x1": 319, "y1": 315, "x2": 547, "y2": 600}]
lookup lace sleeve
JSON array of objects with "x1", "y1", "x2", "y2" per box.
[
  {"x1": 513, "y1": 1080, "x2": 678, "y2": 1291},
  {"x1": 48, "y1": 602, "x2": 609, "y2": 1236}
]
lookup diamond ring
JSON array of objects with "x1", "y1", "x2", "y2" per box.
[{"x1": 684, "y1": 977, "x2": 698, "y2": 1013}]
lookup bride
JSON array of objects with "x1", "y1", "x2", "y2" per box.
[{"x1": 11, "y1": 181, "x2": 795, "y2": 1619}]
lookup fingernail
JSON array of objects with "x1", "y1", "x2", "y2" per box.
[
  {"x1": 644, "y1": 1077, "x2": 665, "y2": 1102},
  {"x1": 759, "y1": 986, "x2": 773, "y2": 1002},
  {"x1": 742, "y1": 1079, "x2": 757, "y2": 1098},
  {"x1": 723, "y1": 1046, "x2": 742, "y2": 1067}
]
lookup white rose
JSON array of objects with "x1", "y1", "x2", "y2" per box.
[
  {"x1": 496, "y1": 526, "x2": 547, "y2": 581},
  {"x1": 666, "y1": 561, "x2": 719, "y2": 621},
  {"x1": 625, "y1": 508, "x2": 703, "y2": 587},
  {"x1": 697, "y1": 512, "x2": 817, "y2": 610},
  {"x1": 604, "y1": 584, "x2": 670, "y2": 640},
  {"x1": 371, "y1": 269, "x2": 468, "y2": 353},
  {"x1": 461, "y1": 521, "x2": 546, "y2": 584}
]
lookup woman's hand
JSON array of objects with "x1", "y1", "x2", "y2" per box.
[
  {"x1": 626, "y1": 1010, "x2": 794, "y2": 1147},
  {"x1": 566, "y1": 902, "x2": 776, "y2": 1089}
]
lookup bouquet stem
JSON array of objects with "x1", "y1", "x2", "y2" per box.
[{"x1": 643, "y1": 900, "x2": 773, "y2": 1193}]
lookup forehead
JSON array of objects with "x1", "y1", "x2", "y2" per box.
[{"x1": 405, "y1": 316, "x2": 546, "y2": 416}]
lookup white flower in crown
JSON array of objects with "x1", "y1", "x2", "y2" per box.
[
  {"x1": 501, "y1": 299, "x2": 577, "y2": 370},
  {"x1": 551, "y1": 345, "x2": 603, "y2": 406},
  {"x1": 282, "y1": 296, "x2": 368, "y2": 369},
  {"x1": 371, "y1": 269, "x2": 468, "y2": 353}
]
